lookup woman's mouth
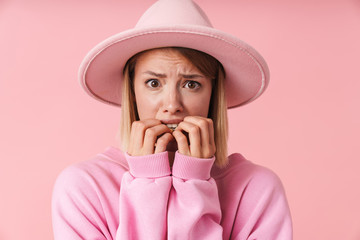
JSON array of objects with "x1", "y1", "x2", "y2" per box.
[{"x1": 166, "y1": 124, "x2": 178, "y2": 131}]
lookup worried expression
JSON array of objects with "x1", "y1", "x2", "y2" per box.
[{"x1": 133, "y1": 49, "x2": 213, "y2": 127}]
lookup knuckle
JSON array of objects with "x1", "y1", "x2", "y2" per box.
[
  {"x1": 130, "y1": 121, "x2": 137, "y2": 129},
  {"x1": 164, "y1": 132, "x2": 172, "y2": 139},
  {"x1": 156, "y1": 138, "x2": 165, "y2": 146},
  {"x1": 138, "y1": 121, "x2": 146, "y2": 129},
  {"x1": 176, "y1": 133, "x2": 187, "y2": 142},
  {"x1": 145, "y1": 128, "x2": 155, "y2": 137},
  {"x1": 190, "y1": 126, "x2": 199, "y2": 135},
  {"x1": 132, "y1": 121, "x2": 145, "y2": 129},
  {"x1": 198, "y1": 119, "x2": 207, "y2": 128}
]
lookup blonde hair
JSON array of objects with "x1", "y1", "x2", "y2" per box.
[{"x1": 119, "y1": 47, "x2": 229, "y2": 167}]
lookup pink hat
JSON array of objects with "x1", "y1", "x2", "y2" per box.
[{"x1": 79, "y1": 0, "x2": 269, "y2": 109}]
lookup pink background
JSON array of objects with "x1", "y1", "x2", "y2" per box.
[{"x1": 1, "y1": 0, "x2": 360, "y2": 239}]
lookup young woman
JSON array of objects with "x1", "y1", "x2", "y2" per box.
[{"x1": 52, "y1": 0, "x2": 293, "y2": 239}]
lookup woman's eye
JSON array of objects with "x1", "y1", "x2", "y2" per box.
[
  {"x1": 184, "y1": 81, "x2": 200, "y2": 89},
  {"x1": 146, "y1": 79, "x2": 160, "y2": 88}
]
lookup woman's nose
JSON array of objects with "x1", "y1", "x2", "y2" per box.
[{"x1": 162, "y1": 88, "x2": 183, "y2": 114}]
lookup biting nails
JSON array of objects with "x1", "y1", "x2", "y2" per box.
[{"x1": 166, "y1": 124, "x2": 178, "y2": 131}]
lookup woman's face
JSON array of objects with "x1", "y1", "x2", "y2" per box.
[{"x1": 133, "y1": 49, "x2": 213, "y2": 125}]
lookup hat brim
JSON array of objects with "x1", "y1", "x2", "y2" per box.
[{"x1": 79, "y1": 25, "x2": 269, "y2": 109}]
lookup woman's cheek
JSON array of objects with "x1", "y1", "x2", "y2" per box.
[
  {"x1": 137, "y1": 94, "x2": 161, "y2": 119},
  {"x1": 185, "y1": 97, "x2": 210, "y2": 117}
]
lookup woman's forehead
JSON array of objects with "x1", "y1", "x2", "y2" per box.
[
  {"x1": 137, "y1": 48, "x2": 186, "y2": 63},
  {"x1": 135, "y1": 48, "x2": 200, "y2": 74}
]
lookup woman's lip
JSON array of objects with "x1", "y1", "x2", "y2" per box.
[{"x1": 160, "y1": 119, "x2": 183, "y2": 124}]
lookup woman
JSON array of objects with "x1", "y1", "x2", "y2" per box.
[{"x1": 52, "y1": 0, "x2": 293, "y2": 239}]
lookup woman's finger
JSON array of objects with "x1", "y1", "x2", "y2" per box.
[
  {"x1": 172, "y1": 130, "x2": 190, "y2": 156},
  {"x1": 154, "y1": 133, "x2": 174, "y2": 153},
  {"x1": 207, "y1": 118, "x2": 215, "y2": 147},
  {"x1": 183, "y1": 116, "x2": 212, "y2": 146},
  {"x1": 128, "y1": 119, "x2": 161, "y2": 155},
  {"x1": 181, "y1": 116, "x2": 216, "y2": 158},
  {"x1": 142, "y1": 124, "x2": 171, "y2": 155},
  {"x1": 176, "y1": 121, "x2": 201, "y2": 158}
]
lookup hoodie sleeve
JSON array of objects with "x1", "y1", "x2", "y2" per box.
[
  {"x1": 167, "y1": 152, "x2": 223, "y2": 239},
  {"x1": 52, "y1": 152, "x2": 172, "y2": 240},
  {"x1": 116, "y1": 151, "x2": 172, "y2": 240}
]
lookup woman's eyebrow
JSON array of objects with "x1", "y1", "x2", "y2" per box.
[
  {"x1": 143, "y1": 71, "x2": 166, "y2": 78},
  {"x1": 143, "y1": 71, "x2": 204, "y2": 79},
  {"x1": 180, "y1": 74, "x2": 205, "y2": 79}
]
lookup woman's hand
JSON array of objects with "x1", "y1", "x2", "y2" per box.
[
  {"x1": 172, "y1": 116, "x2": 216, "y2": 158},
  {"x1": 127, "y1": 119, "x2": 174, "y2": 156}
]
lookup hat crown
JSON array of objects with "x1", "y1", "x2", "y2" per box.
[
  {"x1": 80, "y1": 0, "x2": 269, "y2": 109},
  {"x1": 135, "y1": 0, "x2": 213, "y2": 28}
]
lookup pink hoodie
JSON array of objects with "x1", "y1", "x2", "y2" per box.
[{"x1": 52, "y1": 146, "x2": 292, "y2": 239}]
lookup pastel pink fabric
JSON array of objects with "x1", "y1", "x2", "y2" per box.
[
  {"x1": 79, "y1": 0, "x2": 269, "y2": 109},
  {"x1": 52, "y1": 147, "x2": 292, "y2": 239}
]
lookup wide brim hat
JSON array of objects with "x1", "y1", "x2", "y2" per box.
[{"x1": 79, "y1": 0, "x2": 270, "y2": 109}]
